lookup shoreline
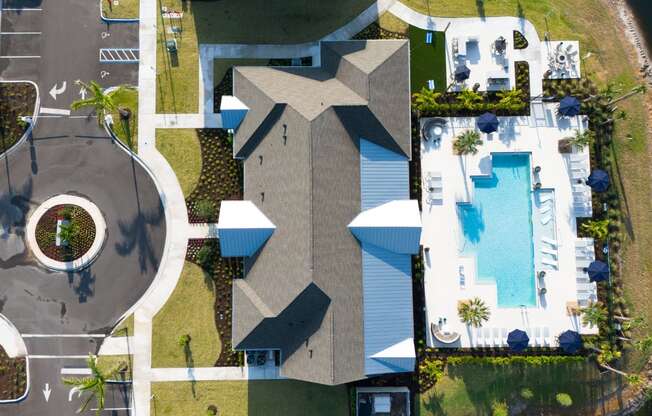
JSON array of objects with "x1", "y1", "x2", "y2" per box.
[{"x1": 606, "y1": 0, "x2": 652, "y2": 84}]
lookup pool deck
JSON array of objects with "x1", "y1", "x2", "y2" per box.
[{"x1": 421, "y1": 101, "x2": 600, "y2": 349}]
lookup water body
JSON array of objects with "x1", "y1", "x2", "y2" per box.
[{"x1": 626, "y1": 0, "x2": 652, "y2": 54}]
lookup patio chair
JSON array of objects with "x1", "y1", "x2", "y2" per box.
[
  {"x1": 539, "y1": 205, "x2": 552, "y2": 215},
  {"x1": 541, "y1": 247, "x2": 557, "y2": 257},
  {"x1": 493, "y1": 328, "x2": 501, "y2": 347},
  {"x1": 543, "y1": 328, "x2": 551, "y2": 346},
  {"x1": 541, "y1": 237, "x2": 558, "y2": 246},
  {"x1": 475, "y1": 327, "x2": 484, "y2": 347},
  {"x1": 541, "y1": 257, "x2": 558, "y2": 268},
  {"x1": 534, "y1": 328, "x2": 542, "y2": 346},
  {"x1": 484, "y1": 327, "x2": 493, "y2": 346},
  {"x1": 541, "y1": 215, "x2": 552, "y2": 225},
  {"x1": 459, "y1": 265, "x2": 466, "y2": 289}
]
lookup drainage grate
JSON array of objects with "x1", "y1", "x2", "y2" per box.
[{"x1": 99, "y1": 48, "x2": 139, "y2": 63}]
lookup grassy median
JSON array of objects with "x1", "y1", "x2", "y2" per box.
[
  {"x1": 101, "y1": 0, "x2": 139, "y2": 20},
  {"x1": 155, "y1": 129, "x2": 202, "y2": 198}
]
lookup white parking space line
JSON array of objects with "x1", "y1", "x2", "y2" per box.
[
  {"x1": 40, "y1": 107, "x2": 71, "y2": 116},
  {"x1": 29, "y1": 355, "x2": 91, "y2": 359},
  {"x1": 22, "y1": 333, "x2": 106, "y2": 338},
  {"x1": 0, "y1": 31, "x2": 41, "y2": 35},
  {"x1": 61, "y1": 368, "x2": 92, "y2": 375},
  {"x1": 0, "y1": 55, "x2": 40, "y2": 58},
  {"x1": 1, "y1": 8, "x2": 42, "y2": 11}
]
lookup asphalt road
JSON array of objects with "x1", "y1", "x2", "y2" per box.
[{"x1": 0, "y1": 0, "x2": 163, "y2": 414}]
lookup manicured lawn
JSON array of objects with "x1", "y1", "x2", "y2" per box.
[
  {"x1": 155, "y1": 129, "x2": 202, "y2": 198},
  {"x1": 418, "y1": 361, "x2": 620, "y2": 416},
  {"x1": 111, "y1": 314, "x2": 134, "y2": 337},
  {"x1": 109, "y1": 87, "x2": 138, "y2": 152},
  {"x1": 97, "y1": 355, "x2": 132, "y2": 381},
  {"x1": 156, "y1": 0, "x2": 375, "y2": 113},
  {"x1": 150, "y1": 380, "x2": 349, "y2": 416},
  {"x1": 151, "y1": 261, "x2": 221, "y2": 368},
  {"x1": 409, "y1": 27, "x2": 446, "y2": 93},
  {"x1": 101, "y1": 0, "x2": 139, "y2": 20}
]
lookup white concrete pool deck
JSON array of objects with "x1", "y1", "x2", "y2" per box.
[{"x1": 421, "y1": 102, "x2": 599, "y2": 349}]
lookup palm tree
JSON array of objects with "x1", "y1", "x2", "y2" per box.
[
  {"x1": 453, "y1": 130, "x2": 483, "y2": 155},
  {"x1": 565, "y1": 129, "x2": 594, "y2": 151},
  {"x1": 412, "y1": 87, "x2": 442, "y2": 112},
  {"x1": 581, "y1": 302, "x2": 608, "y2": 328},
  {"x1": 580, "y1": 219, "x2": 609, "y2": 240},
  {"x1": 59, "y1": 220, "x2": 79, "y2": 246},
  {"x1": 496, "y1": 89, "x2": 525, "y2": 109},
  {"x1": 457, "y1": 297, "x2": 490, "y2": 327},
  {"x1": 63, "y1": 355, "x2": 126, "y2": 415},
  {"x1": 70, "y1": 81, "x2": 133, "y2": 127},
  {"x1": 608, "y1": 84, "x2": 647, "y2": 106},
  {"x1": 457, "y1": 88, "x2": 483, "y2": 110}
]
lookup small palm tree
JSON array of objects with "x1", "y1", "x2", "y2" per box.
[
  {"x1": 412, "y1": 87, "x2": 442, "y2": 112},
  {"x1": 457, "y1": 297, "x2": 490, "y2": 327},
  {"x1": 581, "y1": 302, "x2": 608, "y2": 328},
  {"x1": 580, "y1": 219, "x2": 609, "y2": 240},
  {"x1": 496, "y1": 89, "x2": 524, "y2": 109},
  {"x1": 63, "y1": 355, "x2": 126, "y2": 415},
  {"x1": 453, "y1": 130, "x2": 483, "y2": 155},
  {"x1": 457, "y1": 88, "x2": 483, "y2": 110},
  {"x1": 565, "y1": 129, "x2": 594, "y2": 151},
  {"x1": 608, "y1": 84, "x2": 647, "y2": 106},
  {"x1": 70, "y1": 80, "x2": 133, "y2": 126},
  {"x1": 59, "y1": 220, "x2": 80, "y2": 246}
]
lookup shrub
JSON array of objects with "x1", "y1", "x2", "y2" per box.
[
  {"x1": 195, "y1": 199, "x2": 215, "y2": 221},
  {"x1": 513, "y1": 30, "x2": 528, "y2": 49},
  {"x1": 195, "y1": 245, "x2": 214, "y2": 267},
  {"x1": 556, "y1": 393, "x2": 573, "y2": 407},
  {"x1": 491, "y1": 400, "x2": 509, "y2": 416},
  {"x1": 446, "y1": 355, "x2": 586, "y2": 366},
  {"x1": 520, "y1": 387, "x2": 534, "y2": 400},
  {"x1": 419, "y1": 358, "x2": 444, "y2": 382},
  {"x1": 177, "y1": 334, "x2": 191, "y2": 347}
]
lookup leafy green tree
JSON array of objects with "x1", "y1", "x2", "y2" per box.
[
  {"x1": 565, "y1": 129, "x2": 595, "y2": 151},
  {"x1": 580, "y1": 219, "x2": 609, "y2": 240},
  {"x1": 457, "y1": 88, "x2": 483, "y2": 110},
  {"x1": 581, "y1": 302, "x2": 608, "y2": 328},
  {"x1": 412, "y1": 87, "x2": 442, "y2": 112},
  {"x1": 59, "y1": 220, "x2": 80, "y2": 246},
  {"x1": 453, "y1": 130, "x2": 483, "y2": 155},
  {"x1": 457, "y1": 297, "x2": 490, "y2": 327},
  {"x1": 70, "y1": 80, "x2": 134, "y2": 127},
  {"x1": 63, "y1": 355, "x2": 126, "y2": 415},
  {"x1": 496, "y1": 89, "x2": 525, "y2": 110}
]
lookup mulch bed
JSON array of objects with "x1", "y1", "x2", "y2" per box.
[
  {"x1": 186, "y1": 130, "x2": 243, "y2": 223},
  {"x1": 0, "y1": 347, "x2": 26, "y2": 401},
  {"x1": 0, "y1": 82, "x2": 37, "y2": 154},
  {"x1": 187, "y1": 239, "x2": 244, "y2": 367},
  {"x1": 35, "y1": 204, "x2": 96, "y2": 262}
]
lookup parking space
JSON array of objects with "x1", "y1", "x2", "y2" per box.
[
  {"x1": 0, "y1": 32, "x2": 39, "y2": 57},
  {"x1": 0, "y1": 3, "x2": 41, "y2": 58},
  {"x1": 1, "y1": 7, "x2": 41, "y2": 31}
]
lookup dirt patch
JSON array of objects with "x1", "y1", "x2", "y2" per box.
[
  {"x1": 0, "y1": 347, "x2": 26, "y2": 401},
  {"x1": 0, "y1": 82, "x2": 37, "y2": 154},
  {"x1": 35, "y1": 204, "x2": 96, "y2": 261}
]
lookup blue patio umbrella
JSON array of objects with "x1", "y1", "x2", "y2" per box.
[
  {"x1": 559, "y1": 96, "x2": 581, "y2": 117},
  {"x1": 454, "y1": 64, "x2": 471, "y2": 82},
  {"x1": 558, "y1": 330, "x2": 583, "y2": 354},
  {"x1": 507, "y1": 329, "x2": 530, "y2": 352},
  {"x1": 477, "y1": 112, "x2": 499, "y2": 133},
  {"x1": 586, "y1": 260, "x2": 610, "y2": 282},
  {"x1": 587, "y1": 169, "x2": 610, "y2": 192}
]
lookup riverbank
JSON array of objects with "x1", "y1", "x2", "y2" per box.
[{"x1": 607, "y1": 0, "x2": 652, "y2": 83}]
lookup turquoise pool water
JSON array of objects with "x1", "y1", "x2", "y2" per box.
[{"x1": 458, "y1": 153, "x2": 536, "y2": 307}]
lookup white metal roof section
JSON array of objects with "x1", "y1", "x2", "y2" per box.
[
  {"x1": 220, "y1": 95, "x2": 249, "y2": 130},
  {"x1": 349, "y1": 200, "x2": 422, "y2": 254},
  {"x1": 370, "y1": 337, "x2": 416, "y2": 372},
  {"x1": 217, "y1": 201, "x2": 275, "y2": 257}
]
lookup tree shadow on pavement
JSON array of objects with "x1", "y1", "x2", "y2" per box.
[{"x1": 66, "y1": 268, "x2": 96, "y2": 303}]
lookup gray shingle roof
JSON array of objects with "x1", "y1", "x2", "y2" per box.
[{"x1": 231, "y1": 40, "x2": 410, "y2": 385}]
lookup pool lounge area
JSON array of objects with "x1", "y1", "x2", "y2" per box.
[{"x1": 421, "y1": 103, "x2": 599, "y2": 349}]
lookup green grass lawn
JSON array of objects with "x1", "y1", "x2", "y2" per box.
[
  {"x1": 109, "y1": 87, "x2": 138, "y2": 152},
  {"x1": 151, "y1": 380, "x2": 349, "y2": 416},
  {"x1": 409, "y1": 27, "x2": 446, "y2": 93},
  {"x1": 102, "y1": 0, "x2": 139, "y2": 19},
  {"x1": 111, "y1": 314, "x2": 134, "y2": 337},
  {"x1": 155, "y1": 129, "x2": 202, "y2": 198},
  {"x1": 151, "y1": 261, "x2": 221, "y2": 368},
  {"x1": 97, "y1": 355, "x2": 132, "y2": 381},
  {"x1": 418, "y1": 361, "x2": 620, "y2": 416}
]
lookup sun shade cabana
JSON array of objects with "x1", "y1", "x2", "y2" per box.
[
  {"x1": 586, "y1": 260, "x2": 609, "y2": 282},
  {"x1": 558, "y1": 96, "x2": 581, "y2": 117},
  {"x1": 477, "y1": 112, "x2": 499, "y2": 133},
  {"x1": 558, "y1": 330, "x2": 582, "y2": 353},
  {"x1": 507, "y1": 329, "x2": 529, "y2": 352},
  {"x1": 454, "y1": 64, "x2": 471, "y2": 82},
  {"x1": 586, "y1": 169, "x2": 610, "y2": 192}
]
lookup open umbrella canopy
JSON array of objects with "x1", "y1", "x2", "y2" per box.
[
  {"x1": 495, "y1": 36, "x2": 507, "y2": 54},
  {"x1": 558, "y1": 330, "x2": 582, "y2": 354},
  {"x1": 587, "y1": 260, "x2": 610, "y2": 282},
  {"x1": 507, "y1": 329, "x2": 529, "y2": 352},
  {"x1": 477, "y1": 112, "x2": 499, "y2": 133},
  {"x1": 559, "y1": 96, "x2": 581, "y2": 117},
  {"x1": 454, "y1": 64, "x2": 471, "y2": 82},
  {"x1": 587, "y1": 169, "x2": 610, "y2": 192}
]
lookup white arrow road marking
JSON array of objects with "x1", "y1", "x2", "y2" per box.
[
  {"x1": 79, "y1": 87, "x2": 87, "y2": 100},
  {"x1": 68, "y1": 386, "x2": 81, "y2": 402},
  {"x1": 43, "y1": 383, "x2": 51, "y2": 402},
  {"x1": 49, "y1": 81, "x2": 67, "y2": 100}
]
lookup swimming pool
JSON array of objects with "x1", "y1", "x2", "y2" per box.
[{"x1": 458, "y1": 153, "x2": 536, "y2": 307}]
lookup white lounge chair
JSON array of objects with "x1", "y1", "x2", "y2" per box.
[
  {"x1": 459, "y1": 265, "x2": 466, "y2": 289},
  {"x1": 539, "y1": 204, "x2": 552, "y2": 215},
  {"x1": 541, "y1": 215, "x2": 552, "y2": 225},
  {"x1": 538, "y1": 194, "x2": 553, "y2": 204},
  {"x1": 501, "y1": 328, "x2": 508, "y2": 345},
  {"x1": 541, "y1": 247, "x2": 557, "y2": 257},
  {"x1": 484, "y1": 327, "x2": 493, "y2": 346},
  {"x1": 542, "y1": 257, "x2": 558, "y2": 268},
  {"x1": 542, "y1": 237, "x2": 557, "y2": 246},
  {"x1": 427, "y1": 79, "x2": 435, "y2": 90},
  {"x1": 475, "y1": 327, "x2": 483, "y2": 347},
  {"x1": 534, "y1": 328, "x2": 542, "y2": 346},
  {"x1": 543, "y1": 328, "x2": 551, "y2": 346},
  {"x1": 493, "y1": 328, "x2": 501, "y2": 347}
]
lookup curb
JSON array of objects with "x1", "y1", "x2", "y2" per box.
[
  {"x1": 99, "y1": 0, "x2": 139, "y2": 23},
  {"x1": 0, "y1": 80, "x2": 41, "y2": 159},
  {"x1": 0, "y1": 314, "x2": 30, "y2": 404}
]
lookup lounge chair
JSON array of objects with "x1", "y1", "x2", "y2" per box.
[
  {"x1": 459, "y1": 265, "x2": 466, "y2": 289},
  {"x1": 484, "y1": 327, "x2": 493, "y2": 346},
  {"x1": 541, "y1": 237, "x2": 557, "y2": 246},
  {"x1": 541, "y1": 215, "x2": 552, "y2": 225},
  {"x1": 427, "y1": 79, "x2": 435, "y2": 90},
  {"x1": 539, "y1": 204, "x2": 552, "y2": 215},
  {"x1": 541, "y1": 247, "x2": 557, "y2": 257},
  {"x1": 493, "y1": 328, "x2": 501, "y2": 347},
  {"x1": 542, "y1": 257, "x2": 558, "y2": 268},
  {"x1": 534, "y1": 328, "x2": 542, "y2": 346},
  {"x1": 426, "y1": 31, "x2": 433, "y2": 44},
  {"x1": 501, "y1": 328, "x2": 508, "y2": 345},
  {"x1": 475, "y1": 327, "x2": 483, "y2": 347},
  {"x1": 543, "y1": 328, "x2": 551, "y2": 346}
]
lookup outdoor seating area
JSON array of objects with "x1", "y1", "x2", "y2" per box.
[
  {"x1": 542, "y1": 41, "x2": 581, "y2": 79},
  {"x1": 431, "y1": 319, "x2": 461, "y2": 344},
  {"x1": 425, "y1": 171, "x2": 443, "y2": 204},
  {"x1": 450, "y1": 32, "x2": 513, "y2": 91},
  {"x1": 568, "y1": 153, "x2": 593, "y2": 217},
  {"x1": 575, "y1": 238, "x2": 598, "y2": 307},
  {"x1": 471, "y1": 326, "x2": 554, "y2": 348}
]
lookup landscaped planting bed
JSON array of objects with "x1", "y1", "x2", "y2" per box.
[
  {"x1": 186, "y1": 130, "x2": 243, "y2": 223},
  {"x1": 0, "y1": 347, "x2": 26, "y2": 401},
  {"x1": 0, "y1": 82, "x2": 37, "y2": 154},
  {"x1": 35, "y1": 204, "x2": 96, "y2": 261},
  {"x1": 187, "y1": 239, "x2": 244, "y2": 366}
]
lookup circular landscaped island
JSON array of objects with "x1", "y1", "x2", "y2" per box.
[{"x1": 26, "y1": 195, "x2": 107, "y2": 271}]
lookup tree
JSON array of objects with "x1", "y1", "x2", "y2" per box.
[
  {"x1": 456, "y1": 89, "x2": 483, "y2": 110},
  {"x1": 412, "y1": 87, "x2": 442, "y2": 112},
  {"x1": 453, "y1": 130, "x2": 483, "y2": 155},
  {"x1": 608, "y1": 84, "x2": 647, "y2": 106},
  {"x1": 496, "y1": 89, "x2": 525, "y2": 110},
  {"x1": 63, "y1": 355, "x2": 126, "y2": 415},
  {"x1": 580, "y1": 219, "x2": 609, "y2": 240},
  {"x1": 564, "y1": 129, "x2": 594, "y2": 151},
  {"x1": 581, "y1": 302, "x2": 608, "y2": 328},
  {"x1": 70, "y1": 81, "x2": 134, "y2": 126},
  {"x1": 59, "y1": 220, "x2": 80, "y2": 246},
  {"x1": 457, "y1": 297, "x2": 490, "y2": 327}
]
